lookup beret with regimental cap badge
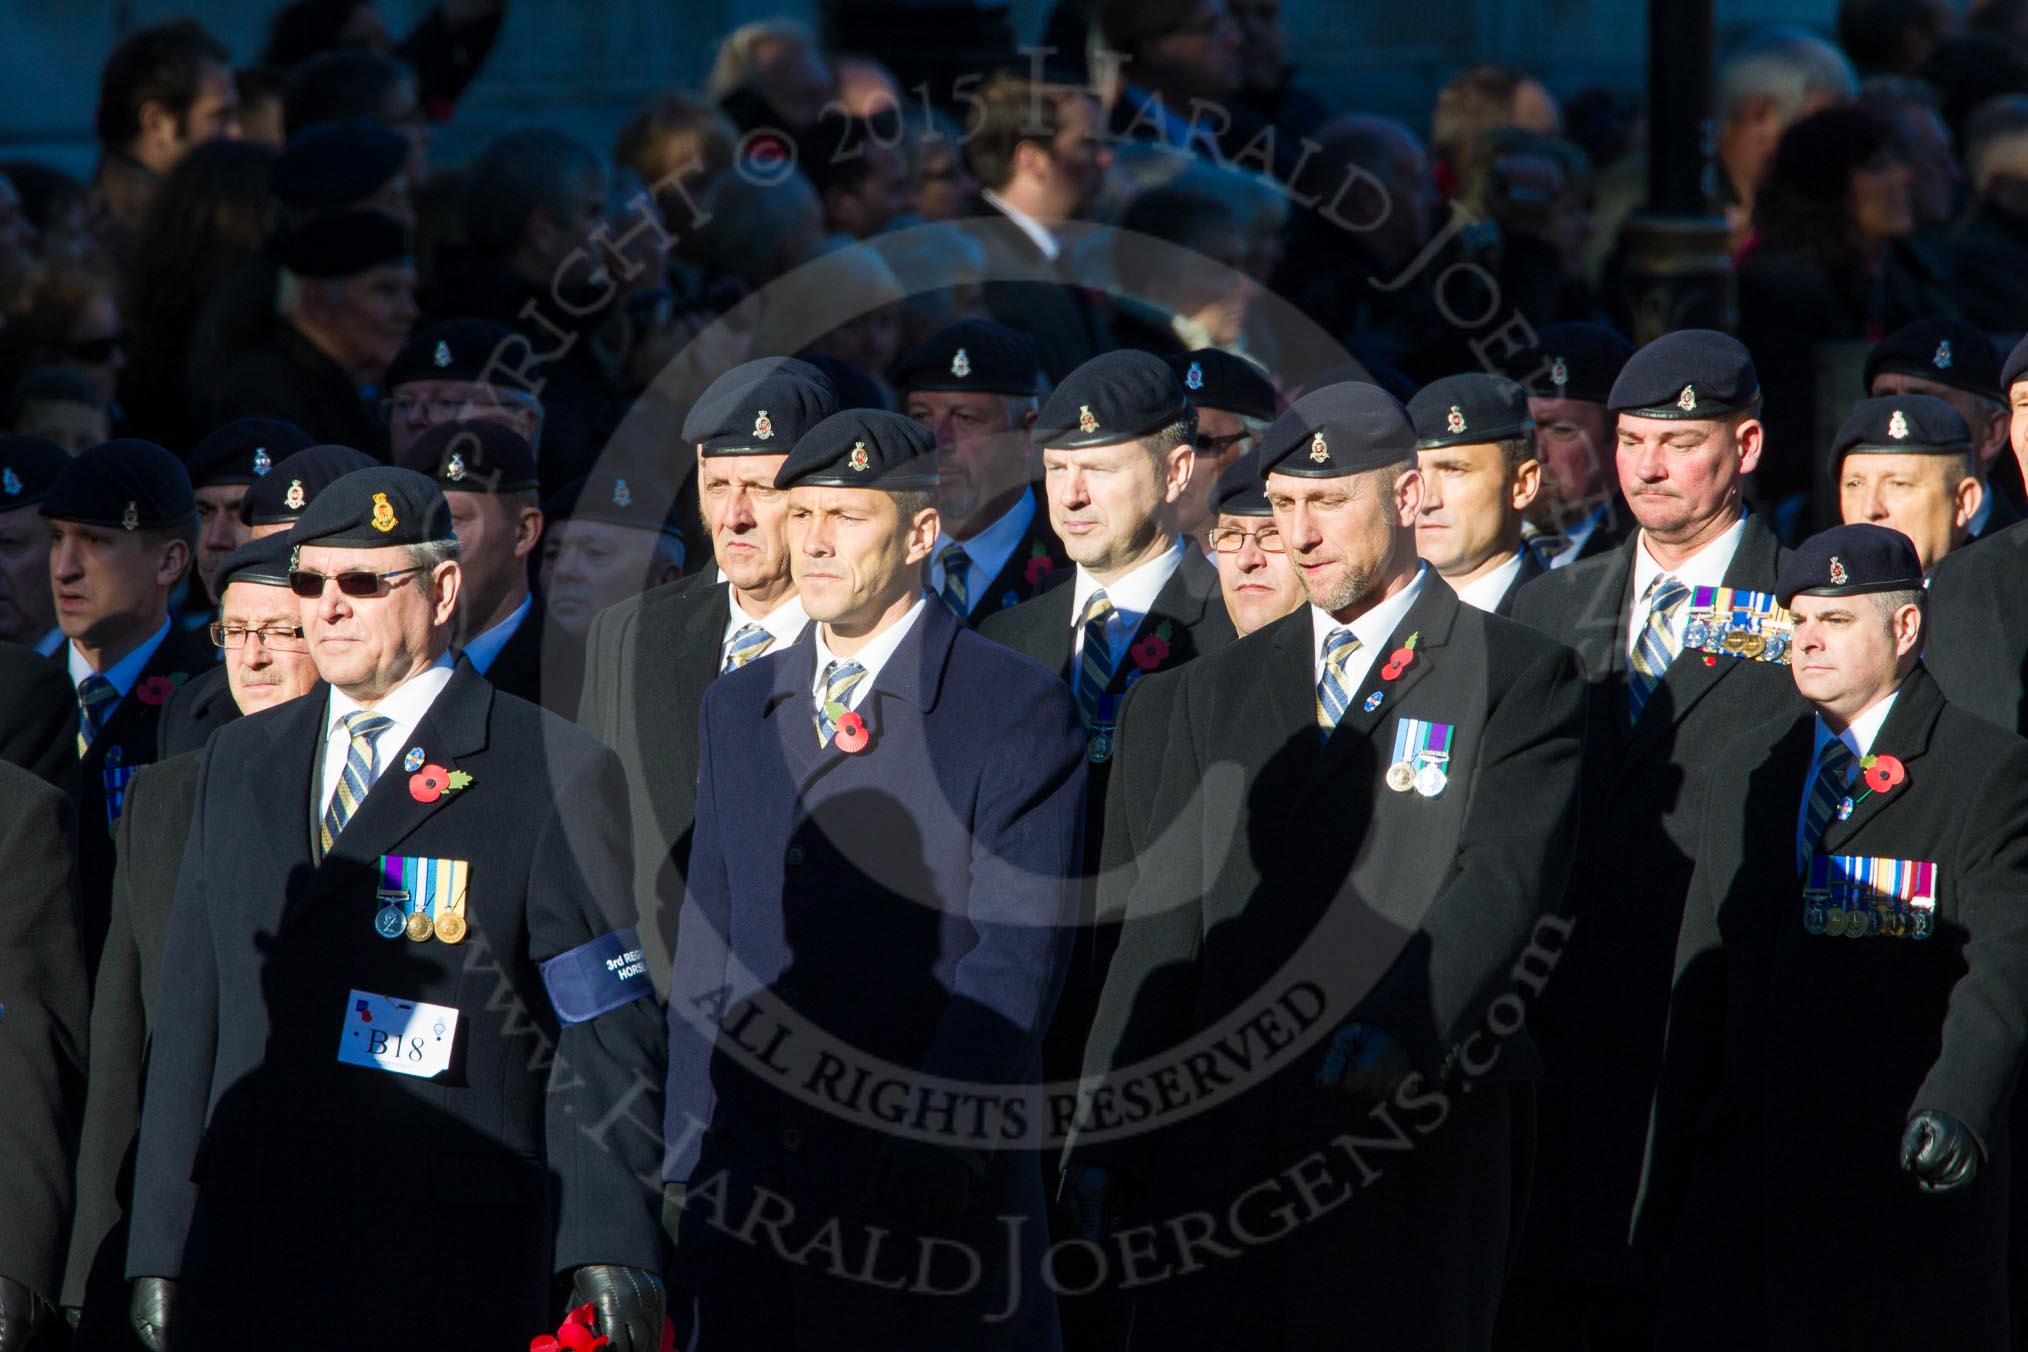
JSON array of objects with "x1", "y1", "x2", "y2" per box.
[
  {"x1": 290, "y1": 466, "x2": 454, "y2": 549},
  {"x1": 0, "y1": 436, "x2": 72, "y2": 509},
  {"x1": 1408, "y1": 373, "x2": 1535, "y2": 449},
  {"x1": 1498, "y1": 321, "x2": 1636, "y2": 404},
  {"x1": 1212, "y1": 449, "x2": 1273, "y2": 516},
  {"x1": 684, "y1": 357, "x2": 840, "y2": 457},
  {"x1": 395, "y1": 419, "x2": 539, "y2": 494},
  {"x1": 1608, "y1": 329, "x2": 1759, "y2": 420},
  {"x1": 1778, "y1": 522, "x2": 1925, "y2": 607},
  {"x1": 1864, "y1": 316, "x2": 1999, "y2": 402},
  {"x1": 185, "y1": 418, "x2": 316, "y2": 488},
  {"x1": 774, "y1": 408, "x2": 938, "y2": 490},
  {"x1": 41, "y1": 439, "x2": 194, "y2": 530},
  {"x1": 891, "y1": 318, "x2": 1040, "y2": 396},
  {"x1": 1034, "y1": 349, "x2": 1193, "y2": 449},
  {"x1": 213, "y1": 532, "x2": 299, "y2": 592},
  {"x1": 1832, "y1": 394, "x2": 1972, "y2": 463},
  {"x1": 1165, "y1": 348, "x2": 1277, "y2": 422},
  {"x1": 1256, "y1": 382, "x2": 1417, "y2": 480},
  {"x1": 238, "y1": 443, "x2": 377, "y2": 526},
  {"x1": 386, "y1": 318, "x2": 532, "y2": 394}
]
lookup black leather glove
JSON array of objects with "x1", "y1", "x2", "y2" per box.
[
  {"x1": 1900, "y1": 1109, "x2": 1983, "y2": 1193},
  {"x1": 570, "y1": 1265, "x2": 665, "y2": 1352},
  {"x1": 863, "y1": 1138, "x2": 984, "y2": 1230},
  {"x1": 1316, "y1": 1022, "x2": 1416, "y2": 1104},
  {"x1": 1060, "y1": 1164, "x2": 1132, "y2": 1245},
  {"x1": 0, "y1": 1276, "x2": 41, "y2": 1352},
  {"x1": 129, "y1": 1276, "x2": 176, "y2": 1352}
]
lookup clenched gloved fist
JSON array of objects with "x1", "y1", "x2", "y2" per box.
[
  {"x1": 1900, "y1": 1109, "x2": 1982, "y2": 1193},
  {"x1": 571, "y1": 1264, "x2": 665, "y2": 1352},
  {"x1": 129, "y1": 1276, "x2": 176, "y2": 1352}
]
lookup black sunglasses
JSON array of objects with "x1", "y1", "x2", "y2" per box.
[{"x1": 287, "y1": 565, "x2": 427, "y2": 599}]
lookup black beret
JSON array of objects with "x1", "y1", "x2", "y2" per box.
[
  {"x1": 1777, "y1": 522, "x2": 1924, "y2": 607},
  {"x1": 385, "y1": 318, "x2": 534, "y2": 393},
  {"x1": 2002, "y1": 333, "x2": 2028, "y2": 393},
  {"x1": 1168, "y1": 349, "x2": 1276, "y2": 421},
  {"x1": 395, "y1": 420, "x2": 538, "y2": 494},
  {"x1": 892, "y1": 319, "x2": 1040, "y2": 396},
  {"x1": 543, "y1": 472, "x2": 683, "y2": 539},
  {"x1": 1499, "y1": 321, "x2": 1636, "y2": 404},
  {"x1": 1864, "y1": 316, "x2": 2000, "y2": 401},
  {"x1": 1408, "y1": 373, "x2": 1535, "y2": 449},
  {"x1": 1256, "y1": 382, "x2": 1417, "y2": 480},
  {"x1": 1832, "y1": 395, "x2": 1973, "y2": 461},
  {"x1": 774, "y1": 408, "x2": 938, "y2": 490},
  {"x1": 274, "y1": 210, "x2": 411, "y2": 279},
  {"x1": 1607, "y1": 329, "x2": 1759, "y2": 419},
  {"x1": 1212, "y1": 449, "x2": 1272, "y2": 516},
  {"x1": 1034, "y1": 349, "x2": 1192, "y2": 449},
  {"x1": 270, "y1": 117, "x2": 408, "y2": 210},
  {"x1": 0, "y1": 436, "x2": 72, "y2": 510},
  {"x1": 186, "y1": 418, "x2": 317, "y2": 488},
  {"x1": 291, "y1": 466, "x2": 454, "y2": 550},
  {"x1": 41, "y1": 440, "x2": 194, "y2": 530},
  {"x1": 682, "y1": 357, "x2": 840, "y2": 457},
  {"x1": 213, "y1": 533, "x2": 298, "y2": 592},
  {"x1": 239, "y1": 443, "x2": 378, "y2": 527}
]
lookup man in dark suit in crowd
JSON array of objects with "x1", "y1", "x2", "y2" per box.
[
  {"x1": 1832, "y1": 395, "x2": 1983, "y2": 577},
  {"x1": 1408, "y1": 373, "x2": 1546, "y2": 616},
  {"x1": 183, "y1": 418, "x2": 316, "y2": 602},
  {"x1": 1502, "y1": 330, "x2": 1806, "y2": 1347},
  {"x1": 157, "y1": 443, "x2": 376, "y2": 759},
  {"x1": 1206, "y1": 450, "x2": 1305, "y2": 636},
  {"x1": 577, "y1": 358, "x2": 839, "y2": 995},
  {"x1": 63, "y1": 535, "x2": 323, "y2": 1347},
  {"x1": 1165, "y1": 349, "x2": 1278, "y2": 547},
  {"x1": 43, "y1": 440, "x2": 215, "y2": 977},
  {"x1": 1864, "y1": 316, "x2": 2021, "y2": 542},
  {"x1": 127, "y1": 467, "x2": 665, "y2": 1351},
  {"x1": 896, "y1": 318, "x2": 1068, "y2": 623},
  {"x1": 0, "y1": 762, "x2": 87, "y2": 1352},
  {"x1": 384, "y1": 317, "x2": 545, "y2": 463},
  {"x1": 1496, "y1": 321, "x2": 1637, "y2": 567},
  {"x1": 1640, "y1": 524, "x2": 2028, "y2": 1351},
  {"x1": 1063, "y1": 380, "x2": 1585, "y2": 1349},
  {"x1": 662, "y1": 407, "x2": 1085, "y2": 1348},
  {"x1": 537, "y1": 470, "x2": 687, "y2": 718}
]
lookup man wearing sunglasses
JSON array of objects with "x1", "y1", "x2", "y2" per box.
[
  {"x1": 1206, "y1": 449, "x2": 1303, "y2": 635},
  {"x1": 128, "y1": 466, "x2": 666, "y2": 1352},
  {"x1": 1166, "y1": 347, "x2": 1277, "y2": 547},
  {"x1": 64, "y1": 533, "x2": 322, "y2": 1342}
]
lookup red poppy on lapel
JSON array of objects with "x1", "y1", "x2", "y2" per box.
[
  {"x1": 834, "y1": 711, "x2": 871, "y2": 754},
  {"x1": 135, "y1": 675, "x2": 176, "y2": 705},
  {"x1": 1023, "y1": 542, "x2": 1055, "y2": 586},
  {"x1": 1130, "y1": 623, "x2": 1173, "y2": 671},
  {"x1": 1860, "y1": 753, "x2": 1905, "y2": 794},
  {"x1": 410, "y1": 764, "x2": 450, "y2": 802},
  {"x1": 1381, "y1": 631, "x2": 1420, "y2": 681}
]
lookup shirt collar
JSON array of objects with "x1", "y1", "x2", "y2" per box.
[
  {"x1": 458, "y1": 593, "x2": 532, "y2": 676},
  {"x1": 35, "y1": 626, "x2": 64, "y2": 658},
  {"x1": 1312, "y1": 563, "x2": 1428, "y2": 668},
  {"x1": 726, "y1": 586, "x2": 809, "y2": 646},
  {"x1": 1070, "y1": 536, "x2": 1186, "y2": 630},
  {"x1": 1454, "y1": 547, "x2": 1527, "y2": 612},
  {"x1": 68, "y1": 617, "x2": 170, "y2": 696},
  {"x1": 981, "y1": 188, "x2": 1061, "y2": 261},
  {"x1": 327, "y1": 650, "x2": 456, "y2": 731},
  {"x1": 1632, "y1": 510, "x2": 1747, "y2": 599},
  {"x1": 811, "y1": 594, "x2": 928, "y2": 701},
  {"x1": 1813, "y1": 685, "x2": 1902, "y2": 766}
]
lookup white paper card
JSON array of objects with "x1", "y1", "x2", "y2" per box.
[{"x1": 336, "y1": 989, "x2": 459, "y2": 1079}]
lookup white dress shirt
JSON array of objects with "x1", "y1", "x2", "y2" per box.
[
  {"x1": 1625, "y1": 513, "x2": 1748, "y2": 661},
  {"x1": 1310, "y1": 564, "x2": 1429, "y2": 689},
  {"x1": 459, "y1": 593, "x2": 532, "y2": 676},
  {"x1": 1454, "y1": 547, "x2": 1528, "y2": 613},
  {"x1": 1069, "y1": 538, "x2": 1186, "y2": 667},
  {"x1": 810, "y1": 596, "x2": 926, "y2": 715},
  {"x1": 932, "y1": 488, "x2": 1037, "y2": 606},
  {"x1": 68, "y1": 617, "x2": 170, "y2": 716},
  {"x1": 317, "y1": 652, "x2": 456, "y2": 824},
  {"x1": 981, "y1": 188, "x2": 1061, "y2": 261},
  {"x1": 1794, "y1": 688, "x2": 1902, "y2": 853},
  {"x1": 720, "y1": 589, "x2": 809, "y2": 667}
]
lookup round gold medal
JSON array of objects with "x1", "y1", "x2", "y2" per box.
[
  {"x1": 434, "y1": 911, "x2": 467, "y2": 944},
  {"x1": 1738, "y1": 633, "x2": 1767, "y2": 659},
  {"x1": 405, "y1": 909, "x2": 434, "y2": 942}
]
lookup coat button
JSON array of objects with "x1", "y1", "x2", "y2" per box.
[
  {"x1": 785, "y1": 845, "x2": 805, "y2": 866},
  {"x1": 781, "y1": 1128, "x2": 803, "y2": 1151}
]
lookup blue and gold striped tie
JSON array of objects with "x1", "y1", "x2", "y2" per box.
[
  {"x1": 1523, "y1": 522, "x2": 1570, "y2": 568},
  {"x1": 76, "y1": 674, "x2": 118, "y2": 757},
  {"x1": 722, "y1": 622, "x2": 775, "y2": 674},
  {"x1": 815, "y1": 659, "x2": 868, "y2": 745},
  {"x1": 1075, "y1": 591, "x2": 1116, "y2": 729},
  {"x1": 320, "y1": 711, "x2": 394, "y2": 853},
  {"x1": 939, "y1": 544, "x2": 971, "y2": 618},
  {"x1": 1315, "y1": 627, "x2": 1361, "y2": 735},
  {"x1": 1626, "y1": 573, "x2": 1689, "y2": 723},
  {"x1": 1798, "y1": 738, "x2": 1856, "y2": 868}
]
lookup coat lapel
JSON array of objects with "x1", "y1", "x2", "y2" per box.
[
  {"x1": 761, "y1": 602, "x2": 956, "y2": 794},
  {"x1": 1815, "y1": 667, "x2": 1944, "y2": 857},
  {"x1": 1108, "y1": 549, "x2": 1220, "y2": 692}
]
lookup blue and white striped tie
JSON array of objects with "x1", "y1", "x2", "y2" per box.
[
  {"x1": 1075, "y1": 591, "x2": 1116, "y2": 729},
  {"x1": 320, "y1": 711, "x2": 394, "y2": 854},
  {"x1": 816, "y1": 660, "x2": 868, "y2": 745},
  {"x1": 1315, "y1": 627, "x2": 1361, "y2": 735},
  {"x1": 722, "y1": 622, "x2": 775, "y2": 674},
  {"x1": 1626, "y1": 573, "x2": 1689, "y2": 723},
  {"x1": 1798, "y1": 738, "x2": 1856, "y2": 868}
]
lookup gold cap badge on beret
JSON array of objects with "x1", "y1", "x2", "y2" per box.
[
  {"x1": 754, "y1": 410, "x2": 774, "y2": 441},
  {"x1": 1677, "y1": 384, "x2": 1697, "y2": 411},
  {"x1": 1446, "y1": 405, "x2": 1466, "y2": 434},
  {"x1": 372, "y1": 491, "x2": 397, "y2": 533},
  {"x1": 1079, "y1": 405, "x2": 1099, "y2": 434},
  {"x1": 285, "y1": 479, "x2": 306, "y2": 511},
  {"x1": 1888, "y1": 409, "x2": 1909, "y2": 441},
  {"x1": 1309, "y1": 431, "x2": 1329, "y2": 463},
  {"x1": 1829, "y1": 556, "x2": 1848, "y2": 585},
  {"x1": 848, "y1": 442, "x2": 870, "y2": 472}
]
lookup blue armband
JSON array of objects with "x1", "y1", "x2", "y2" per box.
[{"x1": 540, "y1": 927, "x2": 653, "y2": 1025}]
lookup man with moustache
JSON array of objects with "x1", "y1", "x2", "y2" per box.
[
  {"x1": 183, "y1": 419, "x2": 316, "y2": 602},
  {"x1": 1864, "y1": 316, "x2": 2020, "y2": 541},
  {"x1": 578, "y1": 358, "x2": 839, "y2": 993},
  {"x1": 663, "y1": 408, "x2": 1084, "y2": 1349},
  {"x1": 0, "y1": 437, "x2": 80, "y2": 786},
  {"x1": 1640, "y1": 524, "x2": 2028, "y2": 1350},
  {"x1": 895, "y1": 318, "x2": 1067, "y2": 623},
  {"x1": 1503, "y1": 330, "x2": 1805, "y2": 1348},
  {"x1": 1834, "y1": 395, "x2": 1982, "y2": 576},
  {"x1": 1166, "y1": 348, "x2": 1278, "y2": 547},
  {"x1": 1408, "y1": 373, "x2": 1545, "y2": 616},
  {"x1": 127, "y1": 467, "x2": 664, "y2": 1351},
  {"x1": 62, "y1": 534, "x2": 323, "y2": 1347},
  {"x1": 1064, "y1": 380, "x2": 1585, "y2": 1349},
  {"x1": 1499, "y1": 321, "x2": 1637, "y2": 566},
  {"x1": 1205, "y1": 450, "x2": 1303, "y2": 635},
  {"x1": 156, "y1": 443, "x2": 376, "y2": 758}
]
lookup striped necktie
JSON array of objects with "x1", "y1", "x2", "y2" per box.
[
  {"x1": 1798, "y1": 738, "x2": 1856, "y2": 868},
  {"x1": 320, "y1": 711, "x2": 394, "y2": 854},
  {"x1": 1523, "y1": 522, "x2": 1570, "y2": 567},
  {"x1": 1626, "y1": 573, "x2": 1690, "y2": 723},
  {"x1": 1075, "y1": 590, "x2": 1116, "y2": 728},
  {"x1": 722, "y1": 622, "x2": 775, "y2": 674},
  {"x1": 815, "y1": 659, "x2": 868, "y2": 745},
  {"x1": 76, "y1": 674, "x2": 118, "y2": 757},
  {"x1": 939, "y1": 544, "x2": 971, "y2": 618},
  {"x1": 1315, "y1": 627, "x2": 1361, "y2": 735}
]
